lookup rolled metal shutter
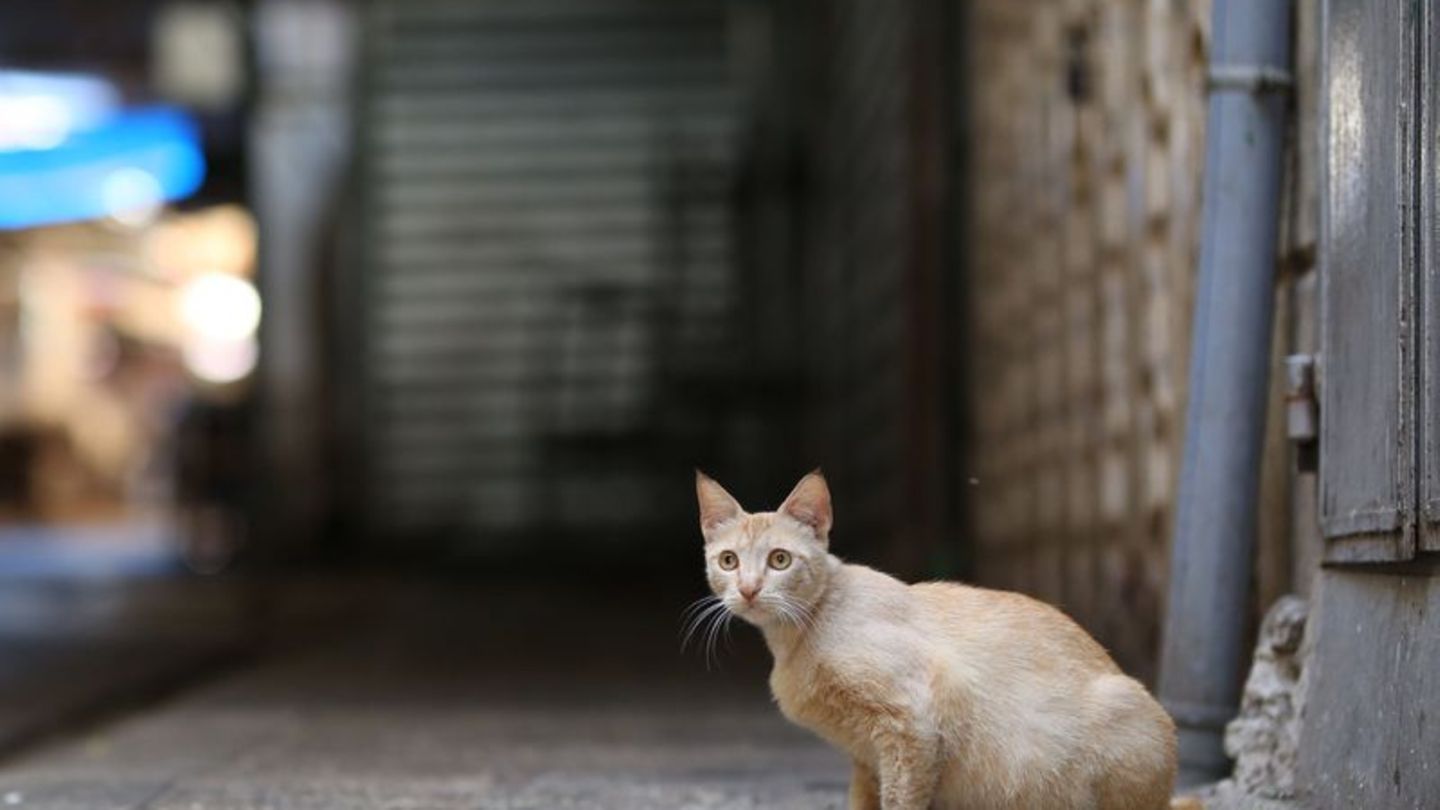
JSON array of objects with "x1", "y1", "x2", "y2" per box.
[{"x1": 358, "y1": 0, "x2": 737, "y2": 548}]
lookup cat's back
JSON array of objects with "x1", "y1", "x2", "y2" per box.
[
  {"x1": 806, "y1": 569, "x2": 1121, "y2": 680},
  {"x1": 908, "y1": 580, "x2": 1121, "y2": 677}
]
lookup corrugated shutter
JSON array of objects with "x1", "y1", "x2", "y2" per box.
[{"x1": 358, "y1": 0, "x2": 737, "y2": 547}]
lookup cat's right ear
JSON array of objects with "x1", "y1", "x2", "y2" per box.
[{"x1": 696, "y1": 470, "x2": 743, "y2": 537}]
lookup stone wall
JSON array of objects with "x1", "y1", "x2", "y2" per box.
[
  {"x1": 965, "y1": 0, "x2": 1212, "y2": 680},
  {"x1": 963, "y1": 0, "x2": 1321, "y2": 680}
]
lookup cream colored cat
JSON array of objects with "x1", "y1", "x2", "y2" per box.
[{"x1": 694, "y1": 470, "x2": 1179, "y2": 810}]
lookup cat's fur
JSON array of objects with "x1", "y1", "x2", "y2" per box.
[{"x1": 695, "y1": 470, "x2": 1178, "y2": 810}]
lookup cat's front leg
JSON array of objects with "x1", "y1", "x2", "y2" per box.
[
  {"x1": 875, "y1": 732, "x2": 940, "y2": 810},
  {"x1": 848, "y1": 760, "x2": 880, "y2": 810}
]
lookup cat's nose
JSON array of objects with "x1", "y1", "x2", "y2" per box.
[{"x1": 739, "y1": 583, "x2": 761, "y2": 602}]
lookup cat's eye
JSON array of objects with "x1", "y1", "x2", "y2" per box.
[
  {"x1": 717, "y1": 551, "x2": 739, "y2": 570},
  {"x1": 767, "y1": 549, "x2": 792, "y2": 570}
]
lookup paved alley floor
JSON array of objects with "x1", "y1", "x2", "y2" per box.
[
  {"x1": 0, "y1": 524, "x2": 251, "y2": 758},
  {"x1": 0, "y1": 580, "x2": 848, "y2": 809}
]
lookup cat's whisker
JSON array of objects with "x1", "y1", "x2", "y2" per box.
[
  {"x1": 680, "y1": 603, "x2": 714, "y2": 646},
  {"x1": 763, "y1": 596, "x2": 793, "y2": 625},
  {"x1": 791, "y1": 597, "x2": 818, "y2": 629},
  {"x1": 719, "y1": 609, "x2": 735, "y2": 652},
  {"x1": 794, "y1": 604, "x2": 816, "y2": 631},
  {"x1": 679, "y1": 599, "x2": 718, "y2": 636},
  {"x1": 720, "y1": 612, "x2": 735, "y2": 663},
  {"x1": 707, "y1": 614, "x2": 720, "y2": 669},
  {"x1": 703, "y1": 610, "x2": 720, "y2": 669},
  {"x1": 788, "y1": 603, "x2": 812, "y2": 630},
  {"x1": 681, "y1": 595, "x2": 736, "y2": 670},
  {"x1": 710, "y1": 611, "x2": 728, "y2": 669},
  {"x1": 789, "y1": 596, "x2": 812, "y2": 628},
  {"x1": 679, "y1": 595, "x2": 720, "y2": 628},
  {"x1": 703, "y1": 606, "x2": 733, "y2": 671},
  {"x1": 685, "y1": 602, "x2": 727, "y2": 648},
  {"x1": 773, "y1": 605, "x2": 793, "y2": 627},
  {"x1": 681, "y1": 600, "x2": 729, "y2": 652},
  {"x1": 764, "y1": 593, "x2": 813, "y2": 631},
  {"x1": 679, "y1": 598, "x2": 706, "y2": 621}
]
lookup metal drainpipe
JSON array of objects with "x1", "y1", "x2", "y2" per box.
[{"x1": 1157, "y1": 0, "x2": 1294, "y2": 788}]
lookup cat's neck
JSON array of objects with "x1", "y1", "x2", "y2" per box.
[{"x1": 760, "y1": 554, "x2": 844, "y2": 660}]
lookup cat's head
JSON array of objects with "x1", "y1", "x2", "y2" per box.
[{"x1": 694, "y1": 470, "x2": 833, "y2": 627}]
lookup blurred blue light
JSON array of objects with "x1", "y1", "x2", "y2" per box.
[{"x1": 0, "y1": 106, "x2": 206, "y2": 230}]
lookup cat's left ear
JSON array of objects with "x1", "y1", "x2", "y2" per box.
[{"x1": 779, "y1": 469, "x2": 832, "y2": 542}]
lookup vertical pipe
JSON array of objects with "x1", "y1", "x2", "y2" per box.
[{"x1": 1158, "y1": 0, "x2": 1293, "y2": 787}]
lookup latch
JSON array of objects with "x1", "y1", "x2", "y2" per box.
[{"x1": 1284, "y1": 354, "x2": 1318, "y2": 473}]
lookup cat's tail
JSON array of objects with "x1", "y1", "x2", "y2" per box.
[{"x1": 1170, "y1": 797, "x2": 1205, "y2": 810}]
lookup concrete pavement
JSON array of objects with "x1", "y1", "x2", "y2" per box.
[
  {"x1": 0, "y1": 580, "x2": 849, "y2": 809},
  {"x1": 0, "y1": 525, "x2": 250, "y2": 757}
]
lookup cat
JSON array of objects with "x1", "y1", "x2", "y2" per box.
[{"x1": 693, "y1": 470, "x2": 1181, "y2": 810}]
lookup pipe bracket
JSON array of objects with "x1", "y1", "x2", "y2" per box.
[
  {"x1": 1163, "y1": 698, "x2": 1239, "y2": 732},
  {"x1": 1207, "y1": 64, "x2": 1293, "y2": 94},
  {"x1": 1284, "y1": 354, "x2": 1319, "y2": 473},
  {"x1": 1283, "y1": 354, "x2": 1318, "y2": 442}
]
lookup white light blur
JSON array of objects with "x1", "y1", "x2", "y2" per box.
[
  {"x1": 0, "y1": 96, "x2": 72, "y2": 149},
  {"x1": 0, "y1": 69, "x2": 119, "y2": 151},
  {"x1": 177, "y1": 273, "x2": 262, "y2": 384},
  {"x1": 183, "y1": 335, "x2": 258, "y2": 384},
  {"x1": 179, "y1": 274, "x2": 261, "y2": 342},
  {"x1": 102, "y1": 167, "x2": 164, "y2": 227}
]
